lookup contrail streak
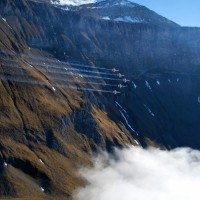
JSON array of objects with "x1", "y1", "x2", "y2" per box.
[
  {"x1": 1, "y1": 61, "x2": 116, "y2": 78},
  {"x1": 38, "y1": 68, "x2": 121, "y2": 81},
  {"x1": 0, "y1": 70, "x2": 118, "y2": 87},
  {"x1": 4, "y1": 64, "x2": 122, "y2": 81},
  {"x1": 31, "y1": 63, "x2": 118, "y2": 76},
  {"x1": 0, "y1": 75, "x2": 115, "y2": 93},
  {"x1": 1, "y1": 58, "x2": 117, "y2": 76},
  {"x1": 67, "y1": 62, "x2": 112, "y2": 71},
  {"x1": 22, "y1": 55, "x2": 116, "y2": 72},
  {"x1": 52, "y1": 78, "x2": 118, "y2": 87}
]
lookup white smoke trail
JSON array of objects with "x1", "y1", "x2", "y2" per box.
[
  {"x1": 0, "y1": 67, "x2": 117, "y2": 87},
  {"x1": 4, "y1": 64, "x2": 121, "y2": 81},
  {"x1": 39, "y1": 68, "x2": 121, "y2": 81},
  {"x1": 33, "y1": 63, "x2": 118, "y2": 76},
  {"x1": 2, "y1": 57, "x2": 116, "y2": 76},
  {"x1": 68, "y1": 62, "x2": 112, "y2": 71},
  {"x1": 0, "y1": 75, "x2": 115, "y2": 93},
  {"x1": 22, "y1": 54, "x2": 116, "y2": 71},
  {"x1": 75, "y1": 147, "x2": 200, "y2": 200}
]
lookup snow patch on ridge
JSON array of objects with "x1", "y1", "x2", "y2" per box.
[
  {"x1": 102, "y1": 16, "x2": 110, "y2": 20},
  {"x1": 115, "y1": 101, "x2": 127, "y2": 114},
  {"x1": 3, "y1": 161, "x2": 8, "y2": 167},
  {"x1": 119, "y1": 110, "x2": 136, "y2": 133},
  {"x1": 198, "y1": 96, "x2": 200, "y2": 104},
  {"x1": 156, "y1": 80, "x2": 160, "y2": 85},
  {"x1": 144, "y1": 104, "x2": 155, "y2": 117},
  {"x1": 1, "y1": 17, "x2": 12, "y2": 30},
  {"x1": 39, "y1": 159, "x2": 45, "y2": 165},
  {"x1": 101, "y1": 16, "x2": 145, "y2": 24},
  {"x1": 114, "y1": 16, "x2": 145, "y2": 23},
  {"x1": 132, "y1": 82, "x2": 137, "y2": 89},
  {"x1": 115, "y1": 101, "x2": 137, "y2": 134},
  {"x1": 52, "y1": 86, "x2": 56, "y2": 91},
  {"x1": 145, "y1": 80, "x2": 152, "y2": 91}
]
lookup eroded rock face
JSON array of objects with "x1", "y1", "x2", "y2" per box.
[{"x1": 0, "y1": 0, "x2": 200, "y2": 198}]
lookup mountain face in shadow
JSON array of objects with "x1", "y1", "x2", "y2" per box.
[{"x1": 0, "y1": 0, "x2": 200, "y2": 198}]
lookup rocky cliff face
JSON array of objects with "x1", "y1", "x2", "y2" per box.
[{"x1": 0, "y1": 0, "x2": 200, "y2": 198}]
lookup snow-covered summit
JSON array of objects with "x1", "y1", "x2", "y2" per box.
[
  {"x1": 50, "y1": 0, "x2": 137, "y2": 7},
  {"x1": 50, "y1": 0, "x2": 145, "y2": 24},
  {"x1": 50, "y1": 0, "x2": 95, "y2": 6},
  {"x1": 50, "y1": 0, "x2": 178, "y2": 27}
]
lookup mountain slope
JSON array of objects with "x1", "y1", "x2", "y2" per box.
[
  {"x1": 0, "y1": 0, "x2": 137, "y2": 198},
  {"x1": 0, "y1": 0, "x2": 200, "y2": 198}
]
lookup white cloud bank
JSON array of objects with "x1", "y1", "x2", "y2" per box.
[{"x1": 75, "y1": 147, "x2": 200, "y2": 200}]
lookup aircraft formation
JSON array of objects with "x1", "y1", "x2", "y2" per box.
[{"x1": 0, "y1": 55, "x2": 130, "y2": 95}]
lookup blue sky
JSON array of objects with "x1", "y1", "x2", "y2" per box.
[{"x1": 132, "y1": 0, "x2": 200, "y2": 27}]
